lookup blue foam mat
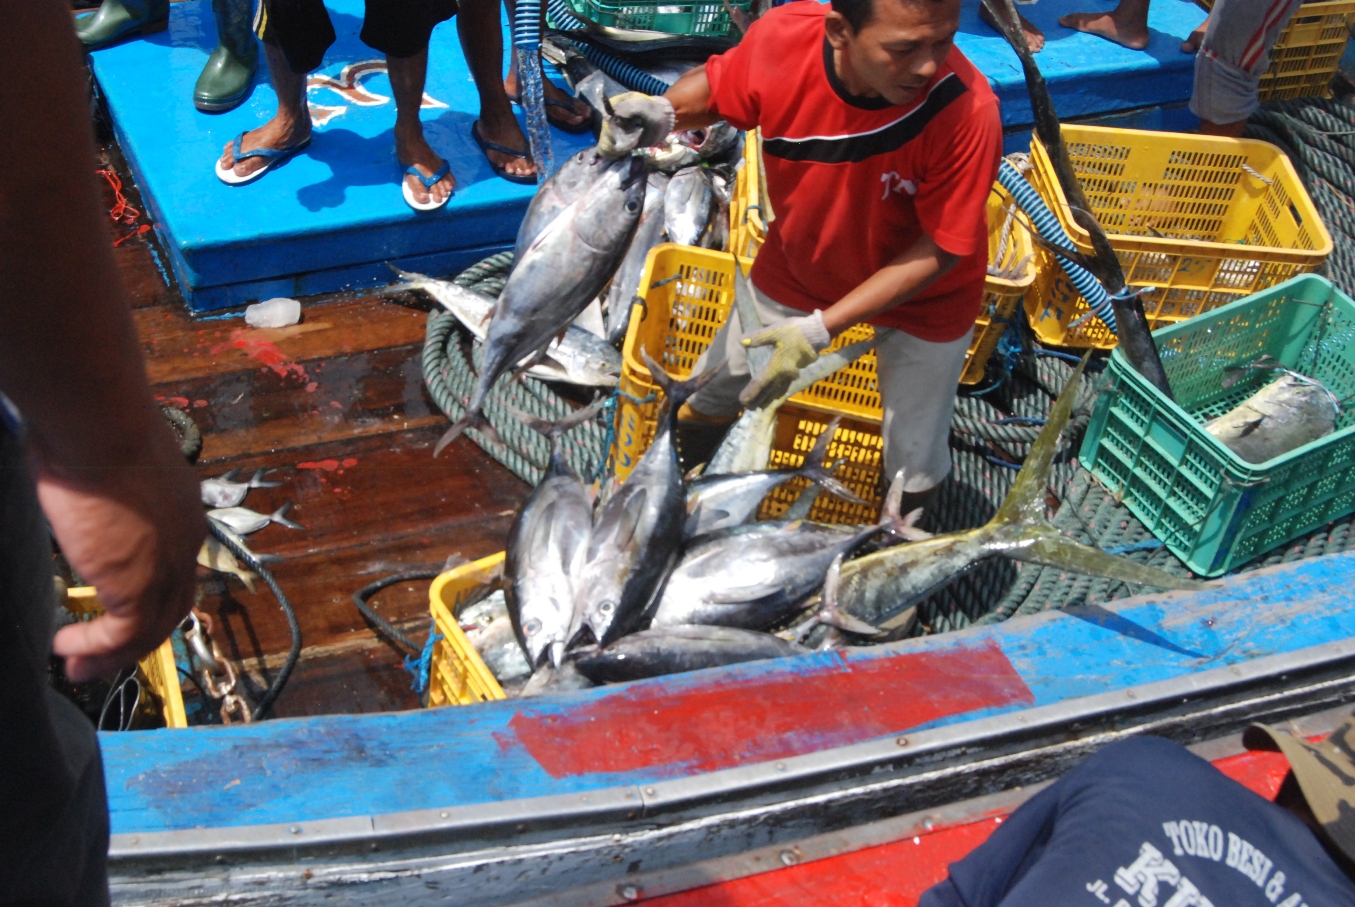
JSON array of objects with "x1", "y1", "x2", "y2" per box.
[{"x1": 87, "y1": 0, "x2": 1205, "y2": 312}]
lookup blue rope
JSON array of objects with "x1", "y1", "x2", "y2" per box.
[
  {"x1": 546, "y1": 0, "x2": 673, "y2": 96},
  {"x1": 593, "y1": 386, "x2": 657, "y2": 482},
  {"x1": 404, "y1": 620, "x2": 442, "y2": 694},
  {"x1": 1102, "y1": 539, "x2": 1164, "y2": 556}
]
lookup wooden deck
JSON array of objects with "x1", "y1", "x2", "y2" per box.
[{"x1": 100, "y1": 135, "x2": 529, "y2": 719}]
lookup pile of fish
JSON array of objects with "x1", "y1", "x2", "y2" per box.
[
  {"x1": 395, "y1": 109, "x2": 739, "y2": 442},
  {"x1": 452, "y1": 337, "x2": 1201, "y2": 695},
  {"x1": 197, "y1": 468, "x2": 305, "y2": 590}
]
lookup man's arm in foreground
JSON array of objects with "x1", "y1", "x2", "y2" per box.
[{"x1": 0, "y1": 0, "x2": 206, "y2": 682}]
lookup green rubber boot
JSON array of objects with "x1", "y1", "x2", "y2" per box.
[
  {"x1": 193, "y1": 0, "x2": 258, "y2": 112},
  {"x1": 75, "y1": 0, "x2": 169, "y2": 50}
]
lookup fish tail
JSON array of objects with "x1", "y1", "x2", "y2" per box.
[
  {"x1": 249, "y1": 468, "x2": 284, "y2": 489},
  {"x1": 1004, "y1": 527, "x2": 1205, "y2": 590},
  {"x1": 796, "y1": 418, "x2": 869, "y2": 507},
  {"x1": 270, "y1": 502, "x2": 307, "y2": 531},
  {"x1": 641, "y1": 349, "x2": 720, "y2": 414},
  {"x1": 992, "y1": 352, "x2": 1090, "y2": 528},
  {"x1": 508, "y1": 398, "x2": 607, "y2": 442},
  {"x1": 433, "y1": 382, "x2": 496, "y2": 457},
  {"x1": 816, "y1": 553, "x2": 882, "y2": 636},
  {"x1": 385, "y1": 262, "x2": 429, "y2": 283}
]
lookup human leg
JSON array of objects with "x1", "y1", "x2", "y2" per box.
[
  {"x1": 75, "y1": 0, "x2": 169, "y2": 51},
  {"x1": 0, "y1": 415, "x2": 111, "y2": 907},
  {"x1": 457, "y1": 0, "x2": 537, "y2": 181},
  {"x1": 1057, "y1": 0, "x2": 1151, "y2": 50},
  {"x1": 217, "y1": 0, "x2": 327, "y2": 181},
  {"x1": 1190, "y1": 0, "x2": 1300, "y2": 134},
  {"x1": 873, "y1": 326, "x2": 970, "y2": 510},
  {"x1": 502, "y1": 0, "x2": 593, "y2": 132},
  {"x1": 386, "y1": 49, "x2": 458, "y2": 206},
  {"x1": 194, "y1": 0, "x2": 260, "y2": 113},
  {"x1": 977, "y1": 1, "x2": 1045, "y2": 53},
  {"x1": 1181, "y1": 10, "x2": 1211, "y2": 53}
]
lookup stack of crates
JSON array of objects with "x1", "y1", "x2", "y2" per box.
[
  {"x1": 1024, "y1": 124, "x2": 1331, "y2": 350},
  {"x1": 1199, "y1": 0, "x2": 1355, "y2": 100}
]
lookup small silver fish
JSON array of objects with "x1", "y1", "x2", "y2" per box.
[
  {"x1": 200, "y1": 468, "x2": 283, "y2": 509},
  {"x1": 572, "y1": 625, "x2": 806, "y2": 684},
  {"x1": 207, "y1": 502, "x2": 306, "y2": 535}
]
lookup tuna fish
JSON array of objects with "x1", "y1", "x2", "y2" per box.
[
  {"x1": 207, "y1": 502, "x2": 305, "y2": 535},
  {"x1": 392, "y1": 267, "x2": 621, "y2": 388},
  {"x1": 199, "y1": 468, "x2": 282, "y2": 509},
  {"x1": 435, "y1": 156, "x2": 647, "y2": 455},
  {"x1": 822, "y1": 355, "x2": 1204, "y2": 634},
  {"x1": 504, "y1": 403, "x2": 601, "y2": 669},
  {"x1": 513, "y1": 147, "x2": 614, "y2": 263},
  {"x1": 1207, "y1": 368, "x2": 1339, "y2": 463},
  {"x1": 605, "y1": 172, "x2": 671, "y2": 346},
  {"x1": 665, "y1": 166, "x2": 716, "y2": 247},
  {"x1": 572, "y1": 625, "x2": 806, "y2": 684},
  {"x1": 685, "y1": 415, "x2": 863, "y2": 538},
  {"x1": 571, "y1": 352, "x2": 716, "y2": 646}
]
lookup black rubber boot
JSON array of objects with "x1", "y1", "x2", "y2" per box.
[
  {"x1": 76, "y1": 0, "x2": 169, "y2": 50},
  {"x1": 675, "y1": 418, "x2": 735, "y2": 474},
  {"x1": 193, "y1": 0, "x2": 258, "y2": 112}
]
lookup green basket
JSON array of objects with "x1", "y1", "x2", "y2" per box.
[
  {"x1": 561, "y1": 0, "x2": 747, "y2": 35},
  {"x1": 1080, "y1": 274, "x2": 1355, "y2": 577}
]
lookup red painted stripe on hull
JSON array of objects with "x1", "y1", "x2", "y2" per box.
[{"x1": 504, "y1": 640, "x2": 1034, "y2": 778}]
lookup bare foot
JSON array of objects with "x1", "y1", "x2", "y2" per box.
[
  {"x1": 395, "y1": 121, "x2": 456, "y2": 206},
  {"x1": 475, "y1": 112, "x2": 537, "y2": 181},
  {"x1": 1181, "y1": 13, "x2": 1209, "y2": 53},
  {"x1": 218, "y1": 114, "x2": 311, "y2": 181},
  {"x1": 980, "y1": 1, "x2": 1045, "y2": 52},
  {"x1": 1058, "y1": 9, "x2": 1151, "y2": 50},
  {"x1": 504, "y1": 65, "x2": 592, "y2": 131}
]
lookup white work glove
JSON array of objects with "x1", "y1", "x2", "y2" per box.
[
  {"x1": 598, "y1": 92, "x2": 676, "y2": 158},
  {"x1": 739, "y1": 311, "x2": 832, "y2": 410}
]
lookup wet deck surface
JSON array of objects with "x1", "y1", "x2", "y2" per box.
[{"x1": 100, "y1": 133, "x2": 528, "y2": 718}]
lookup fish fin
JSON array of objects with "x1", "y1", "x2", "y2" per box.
[
  {"x1": 992, "y1": 353, "x2": 1090, "y2": 527},
  {"x1": 610, "y1": 486, "x2": 648, "y2": 550},
  {"x1": 434, "y1": 409, "x2": 492, "y2": 458},
  {"x1": 799, "y1": 416, "x2": 841, "y2": 473},
  {"x1": 796, "y1": 419, "x2": 867, "y2": 504},
  {"x1": 781, "y1": 483, "x2": 821, "y2": 522},
  {"x1": 269, "y1": 502, "x2": 307, "y2": 531},
  {"x1": 814, "y1": 476, "x2": 868, "y2": 506},
  {"x1": 788, "y1": 335, "x2": 876, "y2": 398},
  {"x1": 549, "y1": 640, "x2": 566, "y2": 669},
  {"x1": 1008, "y1": 528, "x2": 1206, "y2": 591},
  {"x1": 386, "y1": 262, "x2": 429, "y2": 284},
  {"x1": 249, "y1": 468, "x2": 284, "y2": 489},
  {"x1": 218, "y1": 468, "x2": 242, "y2": 483},
  {"x1": 817, "y1": 553, "x2": 881, "y2": 636},
  {"x1": 732, "y1": 264, "x2": 771, "y2": 376},
  {"x1": 640, "y1": 349, "x2": 721, "y2": 415},
  {"x1": 684, "y1": 463, "x2": 706, "y2": 481},
  {"x1": 1235, "y1": 417, "x2": 1266, "y2": 438},
  {"x1": 507, "y1": 398, "x2": 607, "y2": 441}
]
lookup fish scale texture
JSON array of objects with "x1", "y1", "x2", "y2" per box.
[{"x1": 427, "y1": 110, "x2": 1355, "y2": 633}]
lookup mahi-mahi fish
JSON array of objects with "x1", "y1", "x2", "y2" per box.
[
  {"x1": 570, "y1": 352, "x2": 717, "y2": 646},
  {"x1": 1207, "y1": 369, "x2": 1339, "y2": 464},
  {"x1": 504, "y1": 402, "x2": 601, "y2": 669},
  {"x1": 822, "y1": 355, "x2": 1204, "y2": 634},
  {"x1": 434, "y1": 155, "x2": 647, "y2": 454}
]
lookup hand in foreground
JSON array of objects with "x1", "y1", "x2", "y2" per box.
[
  {"x1": 598, "y1": 92, "x2": 676, "y2": 158},
  {"x1": 739, "y1": 311, "x2": 832, "y2": 410},
  {"x1": 47, "y1": 425, "x2": 206, "y2": 683}
]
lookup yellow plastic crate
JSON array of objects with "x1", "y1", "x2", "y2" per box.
[
  {"x1": 728, "y1": 129, "x2": 770, "y2": 260},
  {"x1": 427, "y1": 552, "x2": 508, "y2": 707},
  {"x1": 1026, "y1": 124, "x2": 1332, "y2": 349},
  {"x1": 64, "y1": 586, "x2": 187, "y2": 729},
  {"x1": 1199, "y1": 0, "x2": 1355, "y2": 100}
]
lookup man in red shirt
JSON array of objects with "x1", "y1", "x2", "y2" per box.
[{"x1": 610, "y1": 0, "x2": 1001, "y2": 511}]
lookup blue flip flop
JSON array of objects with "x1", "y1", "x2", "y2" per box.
[
  {"x1": 471, "y1": 121, "x2": 537, "y2": 186},
  {"x1": 402, "y1": 159, "x2": 454, "y2": 211},
  {"x1": 506, "y1": 90, "x2": 595, "y2": 135},
  {"x1": 215, "y1": 132, "x2": 311, "y2": 186}
]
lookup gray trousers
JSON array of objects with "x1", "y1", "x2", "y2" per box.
[
  {"x1": 0, "y1": 403, "x2": 111, "y2": 907},
  {"x1": 687, "y1": 292, "x2": 970, "y2": 492},
  {"x1": 1191, "y1": 0, "x2": 1302, "y2": 124}
]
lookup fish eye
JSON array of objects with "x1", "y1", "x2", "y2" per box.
[
  {"x1": 625, "y1": 201, "x2": 639, "y2": 213},
  {"x1": 599, "y1": 600, "x2": 615, "y2": 614},
  {"x1": 523, "y1": 619, "x2": 542, "y2": 635}
]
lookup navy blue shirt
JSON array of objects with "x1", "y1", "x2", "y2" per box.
[{"x1": 921, "y1": 737, "x2": 1355, "y2": 907}]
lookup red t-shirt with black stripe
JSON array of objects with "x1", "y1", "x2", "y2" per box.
[{"x1": 706, "y1": 2, "x2": 1002, "y2": 342}]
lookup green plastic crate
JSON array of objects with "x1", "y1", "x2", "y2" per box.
[
  {"x1": 561, "y1": 0, "x2": 748, "y2": 35},
  {"x1": 1080, "y1": 274, "x2": 1355, "y2": 577}
]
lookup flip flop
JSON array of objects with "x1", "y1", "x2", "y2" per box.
[
  {"x1": 506, "y1": 89, "x2": 595, "y2": 135},
  {"x1": 472, "y1": 121, "x2": 538, "y2": 186},
  {"x1": 215, "y1": 132, "x2": 311, "y2": 186},
  {"x1": 401, "y1": 160, "x2": 454, "y2": 211}
]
